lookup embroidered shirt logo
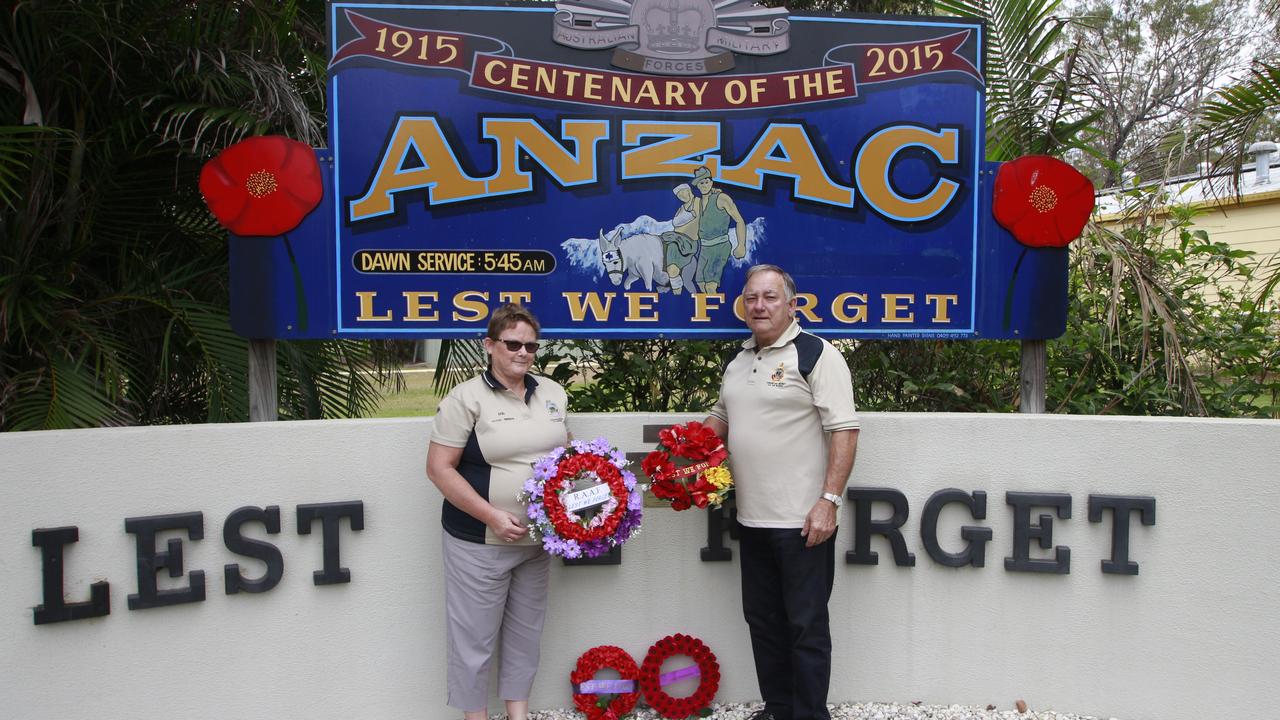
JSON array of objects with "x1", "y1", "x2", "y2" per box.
[
  {"x1": 545, "y1": 400, "x2": 561, "y2": 417},
  {"x1": 768, "y1": 362, "x2": 786, "y2": 386}
]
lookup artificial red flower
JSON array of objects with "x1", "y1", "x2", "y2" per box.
[
  {"x1": 669, "y1": 490, "x2": 692, "y2": 512},
  {"x1": 689, "y1": 476, "x2": 718, "y2": 508},
  {"x1": 642, "y1": 451, "x2": 674, "y2": 480},
  {"x1": 199, "y1": 135, "x2": 323, "y2": 237},
  {"x1": 992, "y1": 155, "x2": 1095, "y2": 248}
]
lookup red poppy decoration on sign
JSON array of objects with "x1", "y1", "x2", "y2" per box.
[
  {"x1": 992, "y1": 155, "x2": 1095, "y2": 248},
  {"x1": 571, "y1": 645, "x2": 641, "y2": 720},
  {"x1": 199, "y1": 135, "x2": 323, "y2": 237},
  {"x1": 639, "y1": 633, "x2": 721, "y2": 719}
]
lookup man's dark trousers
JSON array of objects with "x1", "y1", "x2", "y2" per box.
[{"x1": 738, "y1": 523, "x2": 838, "y2": 720}]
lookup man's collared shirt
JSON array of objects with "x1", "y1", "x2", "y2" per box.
[{"x1": 710, "y1": 321, "x2": 859, "y2": 528}]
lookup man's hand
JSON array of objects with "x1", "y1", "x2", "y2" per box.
[
  {"x1": 487, "y1": 509, "x2": 529, "y2": 543},
  {"x1": 801, "y1": 499, "x2": 837, "y2": 547}
]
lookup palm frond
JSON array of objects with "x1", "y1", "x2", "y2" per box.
[
  {"x1": 4, "y1": 355, "x2": 130, "y2": 431},
  {"x1": 433, "y1": 339, "x2": 488, "y2": 395},
  {"x1": 935, "y1": 0, "x2": 1089, "y2": 159},
  {"x1": 1194, "y1": 62, "x2": 1280, "y2": 170}
]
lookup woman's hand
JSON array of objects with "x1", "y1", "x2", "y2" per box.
[{"x1": 487, "y1": 509, "x2": 529, "y2": 543}]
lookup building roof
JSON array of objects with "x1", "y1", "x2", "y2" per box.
[{"x1": 1095, "y1": 149, "x2": 1280, "y2": 218}]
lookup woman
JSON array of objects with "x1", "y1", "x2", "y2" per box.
[{"x1": 426, "y1": 303, "x2": 569, "y2": 720}]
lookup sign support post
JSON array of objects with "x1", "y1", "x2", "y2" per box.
[
  {"x1": 1020, "y1": 339, "x2": 1046, "y2": 413},
  {"x1": 249, "y1": 339, "x2": 278, "y2": 421}
]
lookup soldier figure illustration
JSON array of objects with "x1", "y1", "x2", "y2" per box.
[
  {"x1": 660, "y1": 183, "x2": 699, "y2": 294},
  {"x1": 691, "y1": 165, "x2": 746, "y2": 294}
]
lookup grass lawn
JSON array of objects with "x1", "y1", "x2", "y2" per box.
[{"x1": 370, "y1": 369, "x2": 442, "y2": 418}]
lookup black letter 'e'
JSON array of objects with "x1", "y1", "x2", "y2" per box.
[
  {"x1": 125, "y1": 512, "x2": 206, "y2": 610},
  {"x1": 224, "y1": 505, "x2": 284, "y2": 594},
  {"x1": 32, "y1": 527, "x2": 110, "y2": 625},
  {"x1": 1004, "y1": 492, "x2": 1071, "y2": 574}
]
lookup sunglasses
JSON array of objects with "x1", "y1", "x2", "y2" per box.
[{"x1": 496, "y1": 339, "x2": 540, "y2": 353}]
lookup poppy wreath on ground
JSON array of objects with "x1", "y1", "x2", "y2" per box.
[
  {"x1": 199, "y1": 135, "x2": 323, "y2": 237},
  {"x1": 638, "y1": 633, "x2": 721, "y2": 719},
  {"x1": 571, "y1": 645, "x2": 641, "y2": 720},
  {"x1": 641, "y1": 422, "x2": 733, "y2": 511},
  {"x1": 519, "y1": 438, "x2": 644, "y2": 559}
]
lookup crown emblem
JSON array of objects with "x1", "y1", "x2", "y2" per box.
[
  {"x1": 553, "y1": 0, "x2": 790, "y2": 76},
  {"x1": 643, "y1": 1, "x2": 704, "y2": 54}
]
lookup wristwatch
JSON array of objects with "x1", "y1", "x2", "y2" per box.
[{"x1": 821, "y1": 492, "x2": 844, "y2": 508}]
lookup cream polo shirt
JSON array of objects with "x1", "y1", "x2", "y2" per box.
[
  {"x1": 710, "y1": 321, "x2": 859, "y2": 528},
  {"x1": 430, "y1": 371, "x2": 569, "y2": 545}
]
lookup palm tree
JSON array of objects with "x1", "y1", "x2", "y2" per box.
[{"x1": 0, "y1": 1, "x2": 398, "y2": 430}]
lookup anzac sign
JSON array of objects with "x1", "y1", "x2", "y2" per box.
[{"x1": 225, "y1": 0, "x2": 1069, "y2": 340}]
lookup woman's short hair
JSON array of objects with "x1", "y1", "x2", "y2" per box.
[{"x1": 487, "y1": 303, "x2": 541, "y2": 339}]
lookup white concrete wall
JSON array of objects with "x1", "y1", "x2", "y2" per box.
[{"x1": 1, "y1": 413, "x2": 1277, "y2": 720}]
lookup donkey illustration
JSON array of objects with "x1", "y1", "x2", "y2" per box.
[{"x1": 597, "y1": 227, "x2": 696, "y2": 293}]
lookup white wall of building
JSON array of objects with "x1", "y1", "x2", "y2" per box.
[{"x1": 1, "y1": 413, "x2": 1277, "y2": 719}]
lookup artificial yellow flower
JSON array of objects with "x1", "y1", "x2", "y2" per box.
[{"x1": 704, "y1": 466, "x2": 733, "y2": 490}]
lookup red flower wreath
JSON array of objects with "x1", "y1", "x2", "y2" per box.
[
  {"x1": 992, "y1": 154, "x2": 1095, "y2": 249},
  {"x1": 572, "y1": 645, "x2": 641, "y2": 720},
  {"x1": 199, "y1": 135, "x2": 323, "y2": 237},
  {"x1": 639, "y1": 634, "x2": 721, "y2": 719},
  {"x1": 642, "y1": 422, "x2": 732, "y2": 511},
  {"x1": 543, "y1": 452, "x2": 630, "y2": 543}
]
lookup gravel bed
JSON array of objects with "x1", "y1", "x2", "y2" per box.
[{"x1": 520, "y1": 702, "x2": 1120, "y2": 720}]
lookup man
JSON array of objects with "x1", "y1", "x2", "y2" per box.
[
  {"x1": 705, "y1": 265, "x2": 859, "y2": 720},
  {"x1": 691, "y1": 165, "x2": 747, "y2": 294}
]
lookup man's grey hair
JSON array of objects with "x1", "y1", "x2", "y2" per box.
[{"x1": 744, "y1": 264, "x2": 796, "y2": 300}]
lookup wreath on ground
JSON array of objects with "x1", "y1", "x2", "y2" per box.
[
  {"x1": 641, "y1": 422, "x2": 733, "y2": 511},
  {"x1": 519, "y1": 438, "x2": 643, "y2": 559},
  {"x1": 572, "y1": 645, "x2": 641, "y2": 720},
  {"x1": 639, "y1": 633, "x2": 721, "y2": 719}
]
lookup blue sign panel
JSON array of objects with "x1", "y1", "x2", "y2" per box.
[{"x1": 228, "y1": 1, "x2": 1067, "y2": 340}]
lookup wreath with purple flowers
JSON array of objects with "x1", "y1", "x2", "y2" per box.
[{"x1": 518, "y1": 438, "x2": 644, "y2": 559}]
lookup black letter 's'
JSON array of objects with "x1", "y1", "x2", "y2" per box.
[{"x1": 224, "y1": 505, "x2": 284, "y2": 594}]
